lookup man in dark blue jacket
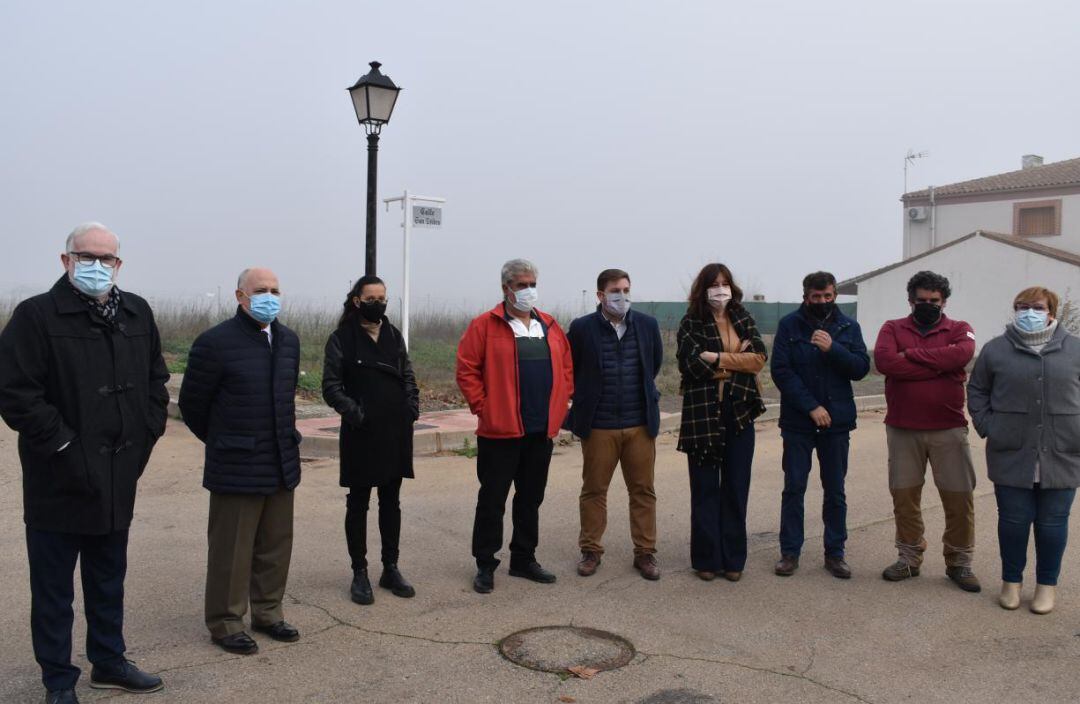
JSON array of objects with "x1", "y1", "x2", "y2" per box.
[
  {"x1": 565, "y1": 269, "x2": 664, "y2": 580},
  {"x1": 179, "y1": 267, "x2": 302, "y2": 655},
  {"x1": 770, "y1": 271, "x2": 869, "y2": 579}
]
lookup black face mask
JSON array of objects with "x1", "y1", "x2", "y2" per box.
[
  {"x1": 806, "y1": 301, "x2": 835, "y2": 321},
  {"x1": 357, "y1": 300, "x2": 387, "y2": 323},
  {"x1": 912, "y1": 302, "x2": 942, "y2": 326}
]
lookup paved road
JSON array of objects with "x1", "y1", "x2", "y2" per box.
[{"x1": 1, "y1": 412, "x2": 1078, "y2": 703}]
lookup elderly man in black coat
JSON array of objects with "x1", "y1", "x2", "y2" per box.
[
  {"x1": 178, "y1": 267, "x2": 302, "y2": 655},
  {"x1": 0, "y1": 222, "x2": 169, "y2": 704}
]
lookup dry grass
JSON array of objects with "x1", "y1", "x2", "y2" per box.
[{"x1": 0, "y1": 296, "x2": 890, "y2": 412}]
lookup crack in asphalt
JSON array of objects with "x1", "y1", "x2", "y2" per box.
[
  {"x1": 284, "y1": 591, "x2": 495, "y2": 647},
  {"x1": 638, "y1": 650, "x2": 874, "y2": 704}
]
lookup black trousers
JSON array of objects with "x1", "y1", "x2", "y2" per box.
[
  {"x1": 471, "y1": 433, "x2": 554, "y2": 569},
  {"x1": 26, "y1": 527, "x2": 128, "y2": 691},
  {"x1": 345, "y1": 479, "x2": 402, "y2": 571}
]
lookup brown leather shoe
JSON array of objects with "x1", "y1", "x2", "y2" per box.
[
  {"x1": 633, "y1": 554, "x2": 661, "y2": 581},
  {"x1": 774, "y1": 554, "x2": 799, "y2": 576},
  {"x1": 823, "y1": 555, "x2": 852, "y2": 579},
  {"x1": 577, "y1": 551, "x2": 601, "y2": 577},
  {"x1": 722, "y1": 571, "x2": 742, "y2": 582},
  {"x1": 696, "y1": 570, "x2": 717, "y2": 581}
]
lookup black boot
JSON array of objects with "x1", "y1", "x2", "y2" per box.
[
  {"x1": 379, "y1": 564, "x2": 416, "y2": 598},
  {"x1": 350, "y1": 568, "x2": 374, "y2": 605}
]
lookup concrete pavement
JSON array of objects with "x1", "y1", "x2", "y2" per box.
[{"x1": 2, "y1": 412, "x2": 1079, "y2": 703}]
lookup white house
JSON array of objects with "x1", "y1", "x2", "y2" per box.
[{"x1": 840, "y1": 156, "x2": 1080, "y2": 349}]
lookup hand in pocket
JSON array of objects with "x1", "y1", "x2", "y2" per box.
[{"x1": 51, "y1": 439, "x2": 92, "y2": 495}]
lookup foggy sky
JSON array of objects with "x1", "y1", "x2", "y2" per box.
[{"x1": 3, "y1": 0, "x2": 1079, "y2": 315}]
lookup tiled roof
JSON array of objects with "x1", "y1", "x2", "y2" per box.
[
  {"x1": 837, "y1": 231, "x2": 1080, "y2": 294},
  {"x1": 903, "y1": 157, "x2": 1080, "y2": 201}
]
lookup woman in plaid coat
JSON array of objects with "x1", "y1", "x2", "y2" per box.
[{"x1": 676, "y1": 263, "x2": 767, "y2": 581}]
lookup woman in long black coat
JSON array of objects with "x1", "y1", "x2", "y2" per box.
[{"x1": 322, "y1": 275, "x2": 420, "y2": 604}]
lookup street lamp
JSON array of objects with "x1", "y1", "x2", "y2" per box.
[{"x1": 348, "y1": 61, "x2": 402, "y2": 276}]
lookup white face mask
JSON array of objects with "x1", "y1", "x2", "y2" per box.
[
  {"x1": 707, "y1": 285, "x2": 732, "y2": 310},
  {"x1": 509, "y1": 285, "x2": 538, "y2": 313},
  {"x1": 602, "y1": 292, "x2": 631, "y2": 318}
]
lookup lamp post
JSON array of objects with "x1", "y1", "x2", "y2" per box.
[{"x1": 348, "y1": 61, "x2": 402, "y2": 276}]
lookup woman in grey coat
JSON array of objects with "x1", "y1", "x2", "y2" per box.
[{"x1": 968, "y1": 286, "x2": 1080, "y2": 614}]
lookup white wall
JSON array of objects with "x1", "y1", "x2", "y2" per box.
[
  {"x1": 857, "y1": 235, "x2": 1080, "y2": 353},
  {"x1": 904, "y1": 193, "x2": 1080, "y2": 257}
]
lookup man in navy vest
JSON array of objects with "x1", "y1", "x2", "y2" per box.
[
  {"x1": 565, "y1": 269, "x2": 664, "y2": 579},
  {"x1": 771, "y1": 271, "x2": 869, "y2": 579}
]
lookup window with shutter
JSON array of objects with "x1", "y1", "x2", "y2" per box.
[{"x1": 1013, "y1": 200, "x2": 1062, "y2": 237}]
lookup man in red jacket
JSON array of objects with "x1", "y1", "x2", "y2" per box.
[
  {"x1": 456, "y1": 259, "x2": 574, "y2": 594},
  {"x1": 873, "y1": 271, "x2": 980, "y2": 592}
]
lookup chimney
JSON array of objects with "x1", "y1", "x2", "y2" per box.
[{"x1": 1022, "y1": 154, "x2": 1044, "y2": 169}]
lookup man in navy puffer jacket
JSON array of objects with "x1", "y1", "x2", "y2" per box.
[
  {"x1": 179, "y1": 267, "x2": 302, "y2": 655},
  {"x1": 770, "y1": 271, "x2": 869, "y2": 580},
  {"x1": 565, "y1": 269, "x2": 664, "y2": 580}
]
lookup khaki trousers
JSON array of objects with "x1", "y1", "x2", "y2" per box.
[
  {"x1": 578, "y1": 426, "x2": 657, "y2": 556},
  {"x1": 205, "y1": 489, "x2": 294, "y2": 639},
  {"x1": 886, "y1": 426, "x2": 976, "y2": 567}
]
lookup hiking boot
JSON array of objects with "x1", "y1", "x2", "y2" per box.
[
  {"x1": 824, "y1": 556, "x2": 852, "y2": 579},
  {"x1": 882, "y1": 560, "x2": 920, "y2": 581},
  {"x1": 577, "y1": 551, "x2": 601, "y2": 577},
  {"x1": 774, "y1": 554, "x2": 799, "y2": 576},
  {"x1": 946, "y1": 566, "x2": 981, "y2": 593}
]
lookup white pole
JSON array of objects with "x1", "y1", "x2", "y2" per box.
[{"x1": 402, "y1": 188, "x2": 411, "y2": 350}]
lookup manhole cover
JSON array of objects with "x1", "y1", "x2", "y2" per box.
[{"x1": 499, "y1": 626, "x2": 635, "y2": 673}]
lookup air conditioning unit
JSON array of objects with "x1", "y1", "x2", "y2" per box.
[{"x1": 907, "y1": 206, "x2": 930, "y2": 221}]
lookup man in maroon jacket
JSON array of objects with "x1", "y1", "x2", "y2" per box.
[{"x1": 873, "y1": 271, "x2": 980, "y2": 592}]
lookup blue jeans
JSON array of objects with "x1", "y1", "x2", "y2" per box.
[
  {"x1": 995, "y1": 484, "x2": 1076, "y2": 586},
  {"x1": 687, "y1": 401, "x2": 756, "y2": 573},
  {"x1": 779, "y1": 431, "x2": 850, "y2": 558},
  {"x1": 26, "y1": 528, "x2": 129, "y2": 691}
]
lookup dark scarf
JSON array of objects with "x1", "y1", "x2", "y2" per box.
[{"x1": 67, "y1": 278, "x2": 122, "y2": 324}]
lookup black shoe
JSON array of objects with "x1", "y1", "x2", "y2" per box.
[
  {"x1": 379, "y1": 564, "x2": 416, "y2": 598},
  {"x1": 211, "y1": 631, "x2": 259, "y2": 655},
  {"x1": 508, "y1": 561, "x2": 557, "y2": 584},
  {"x1": 473, "y1": 566, "x2": 495, "y2": 594},
  {"x1": 824, "y1": 555, "x2": 852, "y2": 580},
  {"x1": 351, "y1": 568, "x2": 374, "y2": 605},
  {"x1": 43, "y1": 689, "x2": 79, "y2": 704},
  {"x1": 253, "y1": 620, "x2": 300, "y2": 642},
  {"x1": 89, "y1": 659, "x2": 164, "y2": 693}
]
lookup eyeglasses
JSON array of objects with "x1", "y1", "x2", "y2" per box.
[
  {"x1": 1015, "y1": 303, "x2": 1049, "y2": 312},
  {"x1": 69, "y1": 252, "x2": 121, "y2": 268}
]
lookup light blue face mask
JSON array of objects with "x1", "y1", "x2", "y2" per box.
[
  {"x1": 248, "y1": 293, "x2": 281, "y2": 324},
  {"x1": 1015, "y1": 308, "x2": 1049, "y2": 333},
  {"x1": 70, "y1": 259, "x2": 115, "y2": 298}
]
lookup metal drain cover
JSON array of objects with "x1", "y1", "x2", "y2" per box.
[{"x1": 499, "y1": 626, "x2": 635, "y2": 673}]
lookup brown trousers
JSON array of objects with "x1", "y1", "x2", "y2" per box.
[
  {"x1": 886, "y1": 426, "x2": 976, "y2": 567},
  {"x1": 205, "y1": 489, "x2": 295, "y2": 639},
  {"x1": 579, "y1": 426, "x2": 657, "y2": 556}
]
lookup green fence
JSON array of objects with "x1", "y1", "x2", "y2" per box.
[{"x1": 634, "y1": 301, "x2": 857, "y2": 334}]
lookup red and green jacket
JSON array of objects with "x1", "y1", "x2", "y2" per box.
[{"x1": 456, "y1": 303, "x2": 574, "y2": 439}]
